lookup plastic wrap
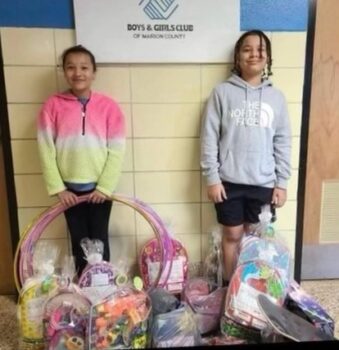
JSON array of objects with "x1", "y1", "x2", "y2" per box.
[
  {"x1": 182, "y1": 278, "x2": 226, "y2": 335},
  {"x1": 43, "y1": 281, "x2": 90, "y2": 350},
  {"x1": 224, "y1": 205, "x2": 292, "y2": 330},
  {"x1": 17, "y1": 241, "x2": 60, "y2": 348},
  {"x1": 203, "y1": 227, "x2": 223, "y2": 286},
  {"x1": 88, "y1": 286, "x2": 151, "y2": 349},
  {"x1": 285, "y1": 279, "x2": 335, "y2": 337},
  {"x1": 151, "y1": 302, "x2": 202, "y2": 348},
  {"x1": 139, "y1": 237, "x2": 188, "y2": 294},
  {"x1": 78, "y1": 238, "x2": 121, "y2": 304}
]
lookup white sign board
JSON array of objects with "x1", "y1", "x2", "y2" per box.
[{"x1": 74, "y1": 0, "x2": 241, "y2": 63}]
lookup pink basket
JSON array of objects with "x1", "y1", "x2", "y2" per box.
[{"x1": 182, "y1": 278, "x2": 226, "y2": 334}]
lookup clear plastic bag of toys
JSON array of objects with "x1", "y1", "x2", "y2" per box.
[
  {"x1": 43, "y1": 256, "x2": 91, "y2": 350},
  {"x1": 238, "y1": 204, "x2": 293, "y2": 292},
  {"x1": 182, "y1": 277, "x2": 227, "y2": 335},
  {"x1": 88, "y1": 286, "x2": 152, "y2": 349},
  {"x1": 78, "y1": 238, "x2": 123, "y2": 304},
  {"x1": 224, "y1": 205, "x2": 292, "y2": 330},
  {"x1": 202, "y1": 226, "x2": 223, "y2": 286},
  {"x1": 151, "y1": 302, "x2": 202, "y2": 347},
  {"x1": 17, "y1": 240, "x2": 60, "y2": 349}
]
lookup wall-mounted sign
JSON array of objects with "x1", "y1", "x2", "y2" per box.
[{"x1": 74, "y1": 0, "x2": 241, "y2": 63}]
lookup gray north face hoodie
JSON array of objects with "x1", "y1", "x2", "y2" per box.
[{"x1": 200, "y1": 74, "x2": 291, "y2": 189}]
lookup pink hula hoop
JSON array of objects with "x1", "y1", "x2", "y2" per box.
[{"x1": 14, "y1": 193, "x2": 173, "y2": 292}]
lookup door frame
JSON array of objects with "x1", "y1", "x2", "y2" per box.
[
  {"x1": 294, "y1": 0, "x2": 317, "y2": 283},
  {"x1": 0, "y1": 36, "x2": 20, "y2": 274}
]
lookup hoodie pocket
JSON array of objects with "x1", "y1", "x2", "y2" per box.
[
  {"x1": 260, "y1": 153, "x2": 275, "y2": 176},
  {"x1": 219, "y1": 149, "x2": 275, "y2": 183}
]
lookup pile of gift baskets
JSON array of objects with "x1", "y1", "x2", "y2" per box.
[{"x1": 14, "y1": 195, "x2": 336, "y2": 349}]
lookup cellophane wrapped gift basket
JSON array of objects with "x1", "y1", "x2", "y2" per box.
[{"x1": 17, "y1": 241, "x2": 60, "y2": 350}]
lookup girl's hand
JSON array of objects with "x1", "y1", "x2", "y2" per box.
[
  {"x1": 88, "y1": 190, "x2": 109, "y2": 204},
  {"x1": 272, "y1": 187, "x2": 287, "y2": 208},
  {"x1": 57, "y1": 190, "x2": 78, "y2": 207},
  {"x1": 207, "y1": 183, "x2": 227, "y2": 203}
]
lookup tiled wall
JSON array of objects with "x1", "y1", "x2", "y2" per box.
[{"x1": 0, "y1": 27, "x2": 306, "y2": 272}]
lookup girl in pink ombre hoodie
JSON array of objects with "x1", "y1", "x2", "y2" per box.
[{"x1": 37, "y1": 45, "x2": 126, "y2": 276}]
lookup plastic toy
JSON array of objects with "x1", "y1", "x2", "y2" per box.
[
  {"x1": 43, "y1": 281, "x2": 90, "y2": 350},
  {"x1": 88, "y1": 286, "x2": 151, "y2": 349},
  {"x1": 224, "y1": 260, "x2": 286, "y2": 330},
  {"x1": 285, "y1": 279, "x2": 335, "y2": 337}
]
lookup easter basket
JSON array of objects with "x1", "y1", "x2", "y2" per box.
[
  {"x1": 14, "y1": 193, "x2": 173, "y2": 292},
  {"x1": 88, "y1": 286, "x2": 152, "y2": 349},
  {"x1": 43, "y1": 280, "x2": 91, "y2": 350}
]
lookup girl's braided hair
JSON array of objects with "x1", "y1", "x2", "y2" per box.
[{"x1": 231, "y1": 30, "x2": 272, "y2": 79}]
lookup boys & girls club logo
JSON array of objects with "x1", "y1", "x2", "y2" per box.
[{"x1": 139, "y1": 0, "x2": 179, "y2": 20}]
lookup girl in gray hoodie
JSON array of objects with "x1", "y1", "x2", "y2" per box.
[{"x1": 200, "y1": 30, "x2": 291, "y2": 283}]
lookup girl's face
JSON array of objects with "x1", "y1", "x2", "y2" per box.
[
  {"x1": 236, "y1": 34, "x2": 268, "y2": 82},
  {"x1": 63, "y1": 52, "x2": 95, "y2": 97}
]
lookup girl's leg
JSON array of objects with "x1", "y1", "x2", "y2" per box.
[
  {"x1": 89, "y1": 200, "x2": 113, "y2": 262},
  {"x1": 222, "y1": 224, "x2": 245, "y2": 281},
  {"x1": 64, "y1": 202, "x2": 90, "y2": 276}
]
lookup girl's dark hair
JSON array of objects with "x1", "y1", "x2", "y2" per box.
[
  {"x1": 61, "y1": 45, "x2": 97, "y2": 72},
  {"x1": 231, "y1": 30, "x2": 272, "y2": 79}
]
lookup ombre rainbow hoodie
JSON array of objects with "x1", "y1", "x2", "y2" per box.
[{"x1": 37, "y1": 91, "x2": 125, "y2": 197}]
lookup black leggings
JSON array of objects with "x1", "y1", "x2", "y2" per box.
[{"x1": 64, "y1": 193, "x2": 112, "y2": 276}]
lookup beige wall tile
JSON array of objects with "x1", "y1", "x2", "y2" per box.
[
  {"x1": 93, "y1": 67, "x2": 131, "y2": 103},
  {"x1": 115, "y1": 172, "x2": 134, "y2": 196},
  {"x1": 109, "y1": 204, "x2": 136, "y2": 236},
  {"x1": 134, "y1": 138, "x2": 199, "y2": 171},
  {"x1": 11, "y1": 140, "x2": 41, "y2": 174},
  {"x1": 275, "y1": 200, "x2": 297, "y2": 231},
  {"x1": 15, "y1": 174, "x2": 56, "y2": 207},
  {"x1": 201, "y1": 202, "x2": 217, "y2": 233},
  {"x1": 176, "y1": 233, "x2": 201, "y2": 263},
  {"x1": 288, "y1": 103, "x2": 302, "y2": 137},
  {"x1": 5, "y1": 67, "x2": 57, "y2": 103},
  {"x1": 272, "y1": 32, "x2": 307, "y2": 68},
  {"x1": 1, "y1": 28, "x2": 55, "y2": 66},
  {"x1": 201, "y1": 64, "x2": 232, "y2": 101},
  {"x1": 271, "y1": 68, "x2": 304, "y2": 103},
  {"x1": 291, "y1": 136, "x2": 300, "y2": 169},
  {"x1": 109, "y1": 235, "x2": 137, "y2": 265},
  {"x1": 54, "y1": 29, "x2": 76, "y2": 65},
  {"x1": 136, "y1": 203, "x2": 201, "y2": 235},
  {"x1": 8, "y1": 104, "x2": 41, "y2": 139},
  {"x1": 133, "y1": 103, "x2": 201, "y2": 137},
  {"x1": 288, "y1": 169, "x2": 299, "y2": 201},
  {"x1": 135, "y1": 171, "x2": 200, "y2": 203},
  {"x1": 122, "y1": 139, "x2": 133, "y2": 172},
  {"x1": 131, "y1": 66, "x2": 200, "y2": 103},
  {"x1": 120, "y1": 103, "x2": 132, "y2": 138},
  {"x1": 18, "y1": 207, "x2": 67, "y2": 239}
]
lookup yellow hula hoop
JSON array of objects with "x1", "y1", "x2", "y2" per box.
[{"x1": 14, "y1": 193, "x2": 173, "y2": 292}]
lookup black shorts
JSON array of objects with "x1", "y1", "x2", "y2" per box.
[{"x1": 214, "y1": 182, "x2": 275, "y2": 226}]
